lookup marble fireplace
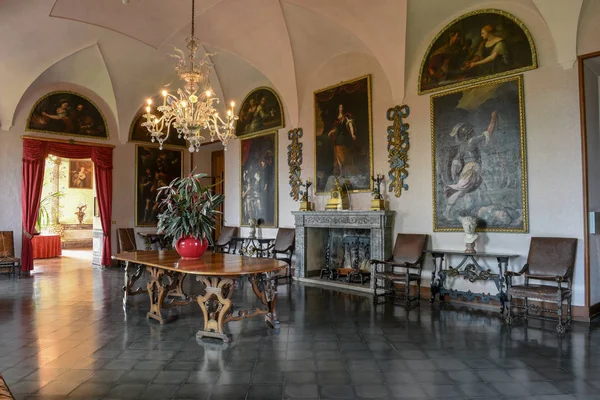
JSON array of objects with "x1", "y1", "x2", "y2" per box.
[{"x1": 292, "y1": 210, "x2": 395, "y2": 290}]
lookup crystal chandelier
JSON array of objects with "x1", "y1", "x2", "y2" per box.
[{"x1": 142, "y1": 0, "x2": 237, "y2": 152}]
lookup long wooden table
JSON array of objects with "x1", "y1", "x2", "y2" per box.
[{"x1": 113, "y1": 250, "x2": 286, "y2": 342}]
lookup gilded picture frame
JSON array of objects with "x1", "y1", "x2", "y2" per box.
[
  {"x1": 128, "y1": 95, "x2": 187, "y2": 148},
  {"x1": 26, "y1": 91, "x2": 109, "y2": 139},
  {"x1": 236, "y1": 87, "x2": 284, "y2": 137},
  {"x1": 418, "y1": 9, "x2": 537, "y2": 95},
  {"x1": 314, "y1": 74, "x2": 373, "y2": 195},
  {"x1": 431, "y1": 75, "x2": 528, "y2": 233},
  {"x1": 239, "y1": 131, "x2": 278, "y2": 228},
  {"x1": 135, "y1": 144, "x2": 184, "y2": 227}
]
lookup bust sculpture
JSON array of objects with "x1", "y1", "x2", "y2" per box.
[
  {"x1": 460, "y1": 216, "x2": 478, "y2": 254},
  {"x1": 248, "y1": 218, "x2": 257, "y2": 238}
]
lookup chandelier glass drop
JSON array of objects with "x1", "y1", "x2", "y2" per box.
[{"x1": 142, "y1": 0, "x2": 237, "y2": 152}]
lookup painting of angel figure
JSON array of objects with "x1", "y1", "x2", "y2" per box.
[
  {"x1": 419, "y1": 9, "x2": 536, "y2": 94},
  {"x1": 27, "y1": 91, "x2": 108, "y2": 139},
  {"x1": 236, "y1": 87, "x2": 284, "y2": 137},
  {"x1": 69, "y1": 160, "x2": 93, "y2": 189},
  {"x1": 240, "y1": 132, "x2": 277, "y2": 227},
  {"x1": 431, "y1": 75, "x2": 528, "y2": 232},
  {"x1": 129, "y1": 95, "x2": 187, "y2": 148},
  {"x1": 314, "y1": 75, "x2": 373, "y2": 194}
]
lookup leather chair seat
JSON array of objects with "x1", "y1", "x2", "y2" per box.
[{"x1": 510, "y1": 284, "x2": 571, "y2": 301}]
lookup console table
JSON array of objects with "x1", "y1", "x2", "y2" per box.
[
  {"x1": 137, "y1": 232, "x2": 172, "y2": 251},
  {"x1": 428, "y1": 250, "x2": 519, "y2": 313},
  {"x1": 230, "y1": 237, "x2": 273, "y2": 257}
]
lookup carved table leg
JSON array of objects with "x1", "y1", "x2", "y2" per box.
[
  {"x1": 430, "y1": 253, "x2": 444, "y2": 303},
  {"x1": 165, "y1": 270, "x2": 187, "y2": 299},
  {"x1": 146, "y1": 266, "x2": 168, "y2": 324},
  {"x1": 123, "y1": 261, "x2": 145, "y2": 310},
  {"x1": 196, "y1": 277, "x2": 235, "y2": 343}
]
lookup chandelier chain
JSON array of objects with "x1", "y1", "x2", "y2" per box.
[{"x1": 191, "y1": 0, "x2": 195, "y2": 38}]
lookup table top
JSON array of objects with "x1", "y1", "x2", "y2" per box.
[
  {"x1": 113, "y1": 250, "x2": 286, "y2": 276},
  {"x1": 426, "y1": 249, "x2": 519, "y2": 258}
]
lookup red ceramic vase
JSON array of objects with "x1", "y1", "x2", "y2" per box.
[{"x1": 175, "y1": 236, "x2": 209, "y2": 260}]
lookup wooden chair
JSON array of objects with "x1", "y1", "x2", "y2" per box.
[
  {"x1": 505, "y1": 237, "x2": 577, "y2": 335},
  {"x1": 0, "y1": 231, "x2": 20, "y2": 278},
  {"x1": 213, "y1": 226, "x2": 238, "y2": 254},
  {"x1": 116, "y1": 228, "x2": 137, "y2": 253},
  {"x1": 264, "y1": 228, "x2": 295, "y2": 280},
  {"x1": 371, "y1": 233, "x2": 428, "y2": 308}
]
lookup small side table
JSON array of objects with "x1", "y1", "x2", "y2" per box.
[{"x1": 427, "y1": 250, "x2": 519, "y2": 314}]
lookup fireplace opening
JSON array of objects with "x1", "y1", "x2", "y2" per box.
[{"x1": 319, "y1": 229, "x2": 371, "y2": 285}]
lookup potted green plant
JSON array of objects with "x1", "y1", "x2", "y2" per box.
[{"x1": 156, "y1": 172, "x2": 224, "y2": 259}]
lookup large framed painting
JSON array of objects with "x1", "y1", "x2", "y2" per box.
[
  {"x1": 419, "y1": 9, "x2": 537, "y2": 95},
  {"x1": 236, "y1": 87, "x2": 284, "y2": 137},
  {"x1": 135, "y1": 145, "x2": 183, "y2": 227},
  {"x1": 314, "y1": 75, "x2": 373, "y2": 194},
  {"x1": 431, "y1": 75, "x2": 528, "y2": 232},
  {"x1": 69, "y1": 160, "x2": 93, "y2": 189},
  {"x1": 27, "y1": 91, "x2": 109, "y2": 139},
  {"x1": 240, "y1": 131, "x2": 277, "y2": 227},
  {"x1": 128, "y1": 96, "x2": 187, "y2": 148}
]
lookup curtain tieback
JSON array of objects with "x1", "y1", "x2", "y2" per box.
[
  {"x1": 22, "y1": 228, "x2": 34, "y2": 240},
  {"x1": 103, "y1": 232, "x2": 109, "y2": 237}
]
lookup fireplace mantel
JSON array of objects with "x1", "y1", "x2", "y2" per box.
[{"x1": 292, "y1": 210, "x2": 395, "y2": 289}]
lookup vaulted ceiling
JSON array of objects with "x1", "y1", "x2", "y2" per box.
[{"x1": 0, "y1": 0, "x2": 587, "y2": 141}]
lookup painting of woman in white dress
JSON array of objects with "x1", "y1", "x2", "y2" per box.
[{"x1": 419, "y1": 9, "x2": 536, "y2": 94}]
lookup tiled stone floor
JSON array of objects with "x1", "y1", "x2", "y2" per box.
[{"x1": 1, "y1": 250, "x2": 600, "y2": 399}]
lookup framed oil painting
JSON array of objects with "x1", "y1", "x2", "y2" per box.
[
  {"x1": 68, "y1": 160, "x2": 93, "y2": 189},
  {"x1": 431, "y1": 75, "x2": 528, "y2": 233},
  {"x1": 240, "y1": 131, "x2": 277, "y2": 227},
  {"x1": 314, "y1": 75, "x2": 373, "y2": 194},
  {"x1": 128, "y1": 96, "x2": 187, "y2": 148},
  {"x1": 419, "y1": 9, "x2": 537, "y2": 95},
  {"x1": 135, "y1": 145, "x2": 183, "y2": 227},
  {"x1": 27, "y1": 91, "x2": 108, "y2": 139},
  {"x1": 236, "y1": 87, "x2": 284, "y2": 137}
]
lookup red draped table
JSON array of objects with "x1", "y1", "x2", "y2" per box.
[{"x1": 32, "y1": 234, "x2": 62, "y2": 259}]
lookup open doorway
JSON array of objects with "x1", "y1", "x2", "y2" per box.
[
  {"x1": 579, "y1": 52, "x2": 600, "y2": 315},
  {"x1": 35, "y1": 155, "x2": 95, "y2": 264}
]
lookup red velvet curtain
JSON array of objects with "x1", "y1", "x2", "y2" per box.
[{"x1": 21, "y1": 139, "x2": 113, "y2": 272}]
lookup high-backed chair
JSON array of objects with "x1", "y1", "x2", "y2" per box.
[
  {"x1": 116, "y1": 228, "x2": 137, "y2": 253},
  {"x1": 505, "y1": 237, "x2": 577, "y2": 334},
  {"x1": 264, "y1": 228, "x2": 295, "y2": 280},
  {"x1": 371, "y1": 233, "x2": 428, "y2": 308},
  {"x1": 213, "y1": 226, "x2": 238, "y2": 254},
  {"x1": 0, "y1": 231, "x2": 20, "y2": 278}
]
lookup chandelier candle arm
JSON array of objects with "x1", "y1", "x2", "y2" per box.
[{"x1": 142, "y1": 0, "x2": 238, "y2": 152}]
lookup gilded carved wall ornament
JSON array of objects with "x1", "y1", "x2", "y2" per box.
[
  {"x1": 287, "y1": 128, "x2": 303, "y2": 201},
  {"x1": 386, "y1": 105, "x2": 410, "y2": 198}
]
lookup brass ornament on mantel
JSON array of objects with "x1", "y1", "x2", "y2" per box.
[
  {"x1": 386, "y1": 105, "x2": 410, "y2": 198},
  {"x1": 325, "y1": 176, "x2": 349, "y2": 210},
  {"x1": 370, "y1": 173, "x2": 385, "y2": 211},
  {"x1": 299, "y1": 179, "x2": 314, "y2": 211},
  {"x1": 287, "y1": 128, "x2": 303, "y2": 201}
]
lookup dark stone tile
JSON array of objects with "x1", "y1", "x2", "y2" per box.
[
  {"x1": 67, "y1": 382, "x2": 112, "y2": 398},
  {"x1": 173, "y1": 383, "x2": 212, "y2": 399},
  {"x1": 354, "y1": 384, "x2": 389, "y2": 398},
  {"x1": 217, "y1": 370, "x2": 252, "y2": 385},
  {"x1": 284, "y1": 384, "x2": 319, "y2": 398},
  {"x1": 317, "y1": 370, "x2": 351, "y2": 384},
  {"x1": 387, "y1": 384, "x2": 428, "y2": 398},
  {"x1": 284, "y1": 372, "x2": 317, "y2": 384},
  {"x1": 209, "y1": 384, "x2": 249, "y2": 400},
  {"x1": 252, "y1": 371, "x2": 285, "y2": 384},
  {"x1": 320, "y1": 384, "x2": 355, "y2": 399},
  {"x1": 117, "y1": 369, "x2": 158, "y2": 383},
  {"x1": 247, "y1": 384, "x2": 283, "y2": 399},
  {"x1": 152, "y1": 370, "x2": 189, "y2": 384}
]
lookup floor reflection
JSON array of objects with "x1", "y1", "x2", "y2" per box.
[{"x1": 0, "y1": 250, "x2": 600, "y2": 399}]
